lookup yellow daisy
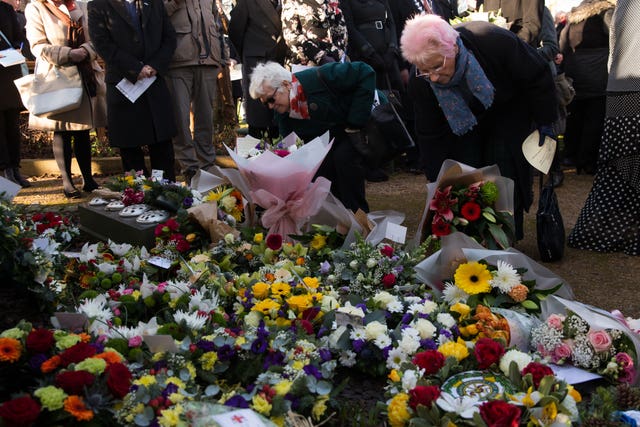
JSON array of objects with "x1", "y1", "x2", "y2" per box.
[{"x1": 454, "y1": 262, "x2": 492, "y2": 295}]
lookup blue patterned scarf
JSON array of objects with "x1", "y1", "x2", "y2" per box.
[{"x1": 430, "y1": 38, "x2": 494, "y2": 136}]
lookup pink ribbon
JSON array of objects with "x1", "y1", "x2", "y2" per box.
[{"x1": 251, "y1": 177, "x2": 332, "y2": 241}]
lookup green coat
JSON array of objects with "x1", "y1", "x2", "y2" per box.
[{"x1": 276, "y1": 61, "x2": 376, "y2": 141}]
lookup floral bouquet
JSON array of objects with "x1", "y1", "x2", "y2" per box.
[
  {"x1": 415, "y1": 159, "x2": 515, "y2": 250},
  {"x1": 415, "y1": 233, "x2": 574, "y2": 306},
  {"x1": 535, "y1": 295, "x2": 640, "y2": 385},
  {"x1": 225, "y1": 132, "x2": 333, "y2": 241},
  {"x1": 0, "y1": 322, "x2": 132, "y2": 426}
]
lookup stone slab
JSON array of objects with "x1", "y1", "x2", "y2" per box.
[{"x1": 78, "y1": 203, "x2": 157, "y2": 248}]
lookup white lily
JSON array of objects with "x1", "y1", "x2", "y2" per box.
[
  {"x1": 108, "y1": 240, "x2": 133, "y2": 257},
  {"x1": 436, "y1": 392, "x2": 480, "y2": 418}
]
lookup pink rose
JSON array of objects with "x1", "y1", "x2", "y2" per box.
[
  {"x1": 552, "y1": 342, "x2": 572, "y2": 363},
  {"x1": 587, "y1": 330, "x2": 613, "y2": 352},
  {"x1": 546, "y1": 314, "x2": 565, "y2": 331},
  {"x1": 616, "y1": 352, "x2": 634, "y2": 369}
]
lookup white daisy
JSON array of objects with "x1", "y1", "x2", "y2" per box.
[
  {"x1": 386, "y1": 347, "x2": 408, "y2": 370},
  {"x1": 490, "y1": 260, "x2": 521, "y2": 293}
]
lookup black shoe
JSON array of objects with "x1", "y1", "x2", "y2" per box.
[
  {"x1": 366, "y1": 168, "x2": 389, "y2": 183},
  {"x1": 3, "y1": 168, "x2": 19, "y2": 185},
  {"x1": 11, "y1": 168, "x2": 32, "y2": 187},
  {"x1": 64, "y1": 189, "x2": 82, "y2": 199},
  {"x1": 82, "y1": 180, "x2": 100, "y2": 192},
  {"x1": 548, "y1": 170, "x2": 564, "y2": 188}
]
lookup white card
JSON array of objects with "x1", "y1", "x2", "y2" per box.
[
  {"x1": 211, "y1": 409, "x2": 266, "y2": 427},
  {"x1": 384, "y1": 222, "x2": 407, "y2": 244},
  {"x1": 148, "y1": 256, "x2": 173, "y2": 269},
  {"x1": 115, "y1": 75, "x2": 156, "y2": 103},
  {"x1": 522, "y1": 130, "x2": 557, "y2": 174},
  {"x1": 0, "y1": 175, "x2": 21, "y2": 200},
  {"x1": 151, "y1": 169, "x2": 164, "y2": 182},
  {"x1": 143, "y1": 335, "x2": 178, "y2": 353}
]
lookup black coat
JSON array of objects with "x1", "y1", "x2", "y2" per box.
[
  {"x1": 408, "y1": 22, "x2": 557, "y2": 225},
  {"x1": 87, "y1": 0, "x2": 177, "y2": 148},
  {"x1": 228, "y1": 0, "x2": 286, "y2": 129},
  {"x1": 0, "y1": 2, "x2": 24, "y2": 111}
]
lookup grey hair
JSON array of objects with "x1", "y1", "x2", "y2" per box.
[{"x1": 248, "y1": 62, "x2": 292, "y2": 99}]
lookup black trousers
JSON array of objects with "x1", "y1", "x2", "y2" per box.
[
  {"x1": 315, "y1": 129, "x2": 369, "y2": 213},
  {"x1": 119, "y1": 140, "x2": 176, "y2": 182},
  {"x1": 0, "y1": 108, "x2": 21, "y2": 170}
]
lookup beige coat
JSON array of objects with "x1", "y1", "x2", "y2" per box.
[{"x1": 25, "y1": 0, "x2": 107, "y2": 131}]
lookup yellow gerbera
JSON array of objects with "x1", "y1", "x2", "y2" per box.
[
  {"x1": 310, "y1": 234, "x2": 327, "y2": 250},
  {"x1": 454, "y1": 262, "x2": 492, "y2": 295},
  {"x1": 251, "y1": 299, "x2": 281, "y2": 315}
]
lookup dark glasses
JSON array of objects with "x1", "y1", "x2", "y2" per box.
[{"x1": 262, "y1": 87, "x2": 279, "y2": 107}]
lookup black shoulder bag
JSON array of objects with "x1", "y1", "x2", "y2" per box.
[{"x1": 536, "y1": 172, "x2": 565, "y2": 262}]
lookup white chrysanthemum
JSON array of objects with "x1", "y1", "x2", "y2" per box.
[
  {"x1": 349, "y1": 327, "x2": 366, "y2": 341},
  {"x1": 339, "y1": 350, "x2": 357, "y2": 367},
  {"x1": 442, "y1": 281, "x2": 469, "y2": 304},
  {"x1": 499, "y1": 349, "x2": 533, "y2": 376},
  {"x1": 173, "y1": 310, "x2": 208, "y2": 330},
  {"x1": 387, "y1": 300, "x2": 404, "y2": 313},
  {"x1": 77, "y1": 294, "x2": 113, "y2": 322},
  {"x1": 386, "y1": 347, "x2": 409, "y2": 370},
  {"x1": 32, "y1": 237, "x2": 60, "y2": 256},
  {"x1": 490, "y1": 260, "x2": 521, "y2": 293},
  {"x1": 108, "y1": 325, "x2": 142, "y2": 340},
  {"x1": 436, "y1": 313, "x2": 457, "y2": 329},
  {"x1": 139, "y1": 273, "x2": 156, "y2": 298},
  {"x1": 413, "y1": 318, "x2": 437, "y2": 340},
  {"x1": 436, "y1": 392, "x2": 480, "y2": 419},
  {"x1": 364, "y1": 321, "x2": 388, "y2": 341},
  {"x1": 401, "y1": 369, "x2": 421, "y2": 392},
  {"x1": 189, "y1": 290, "x2": 219, "y2": 312}
]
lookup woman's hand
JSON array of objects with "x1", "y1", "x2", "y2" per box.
[{"x1": 137, "y1": 64, "x2": 157, "y2": 80}]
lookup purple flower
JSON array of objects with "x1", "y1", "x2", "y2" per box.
[
  {"x1": 352, "y1": 339, "x2": 366, "y2": 353},
  {"x1": 401, "y1": 313, "x2": 413, "y2": 324},
  {"x1": 29, "y1": 353, "x2": 47, "y2": 371},
  {"x1": 196, "y1": 340, "x2": 215, "y2": 352},
  {"x1": 251, "y1": 338, "x2": 268, "y2": 354},
  {"x1": 320, "y1": 261, "x2": 331, "y2": 274},
  {"x1": 393, "y1": 265, "x2": 404, "y2": 274},
  {"x1": 162, "y1": 383, "x2": 179, "y2": 398},
  {"x1": 264, "y1": 350, "x2": 285, "y2": 369},
  {"x1": 303, "y1": 364, "x2": 322, "y2": 379},
  {"x1": 319, "y1": 348, "x2": 332, "y2": 362},
  {"x1": 420, "y1": 339, "x2": 438, "y2": 350},
  {"x1": 182, "y1": 197, "x2": 193, "y2": 208},
  {"x1": 216, "y1": 344, "x2": 236, "y2": 361},
  {"x1": 225, "y1": 395, "x2": 250, "y2": 408}
]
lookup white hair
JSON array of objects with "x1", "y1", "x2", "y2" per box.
[{"x1": 248, "y1": 62, "x2": 292, "y2": 99}]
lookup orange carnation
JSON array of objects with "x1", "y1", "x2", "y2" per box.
[
  {"x1": 93, "y1": 351, "x2": 123, "y2": 365},
  {"x1": 64, "y1": 395, "x2": 94, "y2": 421},
  {"x1": 0, "y1": 337, "x2": 22, "y2": 363},
  {"x1": 78, "y1": 333, "x2": 92, "y2": 343},
  {"x1": 508, "y1": 284, "x2": 529, "y2": 303}
]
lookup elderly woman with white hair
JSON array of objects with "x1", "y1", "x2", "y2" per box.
[
  {"x1": 249, "y1": 60, "x2": 376, "y2": 213},
  {"x1": 401, "y1": 14, "x2": 558, "y2": 240}
]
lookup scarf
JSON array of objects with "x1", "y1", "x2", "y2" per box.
[
  {"x1": 429, "y1": 37, "x2": 494, "y2": 136},
  {"x1": 288, "y1": 75, "x2": 310, "y2": 120}
]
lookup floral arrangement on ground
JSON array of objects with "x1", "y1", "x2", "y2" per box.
[{"x1": 2, "y1": 180, "x2": 640, "y2": 427}]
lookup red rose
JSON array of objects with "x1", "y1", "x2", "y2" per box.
[
  {"x1": 59, "y1": 342, "x2": 97, "y2": 367},
  {"x1": 266, "y1": 234, "x2": 283, "y2": 250},
  {"x1": 409, "y1": 385, "x2": 441, "y2": 410},
  {"x1": 380, "y1": 245, "x2": 394, "y2": 257},
  {"x1": 474, "y1": 338, "x2": 505, "y2": 369},
  {"x1": 106, "y1": 362, "x2": 133, "y2": 398},
  {"x1": 460, "y1": 201, "x2": 482, "y2": 221},
  {"x1": 26, "y1": 328, "x2": 55, "y2": 353},
  {"x1": 55, "y1": 370, "x2": 95, "y2": 394},
  {"x1": 382, "y1": 273, "x2": 396, "y2": 288},
  {"x1": 412, "y1": 350, "x2": 445, "y2": 375},
  {"x1": 479, "y1": 400, "x2": 521, "y2": 427},
  {"x1": 431, "y1": 216, "x2": 451, "y2": 237},
  {"x1": 522, "y1": 362, "x2": 554, "y2": 388},
  {"x1": 293, "y1": 319, "x2": 314, "y2": 335},
  {"x1": 0, "y1": 396, "x2": 41, "y2": 427}
]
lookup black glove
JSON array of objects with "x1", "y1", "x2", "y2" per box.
[
  {"x1": 538, "y1": 124, "x2": 556, "y2": 147},
  {"x1": 346, "y1": 128, "x2": 371, "y2": 159},
  {"x1": 366, "y1": 52, "x2": 385, "y2": 70}
]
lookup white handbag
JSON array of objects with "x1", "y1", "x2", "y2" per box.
[{"x1": 13, "y1": 58, "x2": 83, "y2": 117}]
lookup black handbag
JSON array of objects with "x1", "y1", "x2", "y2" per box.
[
  {"x1": 536, "y1": 174, "x2": 565, "y2": 262},
  {"x1": 369, "y1": 88, "x2": 415, "y2": 155}
]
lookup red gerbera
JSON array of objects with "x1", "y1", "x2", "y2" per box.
[
  {"x1": 460, "y1": 201, "x2": 482, "y2": 221},
  {"x1": 431, "y1": 216, "x2": 451, "y2": 237}
]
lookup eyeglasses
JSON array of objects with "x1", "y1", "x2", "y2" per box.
[
  {"x1": 261, "y1": 87, "x2": 279, "y2": 107},
  {"x1": 416, "y1": 56, "x2": 447, "y2": 78}
]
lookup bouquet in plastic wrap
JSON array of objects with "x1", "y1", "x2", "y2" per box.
[
  {"x1": 537, "y1": 295, "x2": 640, "y2": 385},
  {"x1": 415, "y1": 159, "x2": 515, "y2": 250},
  {"x1": 225, "y1": 132, "x2": 333, "y2": 241}
]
